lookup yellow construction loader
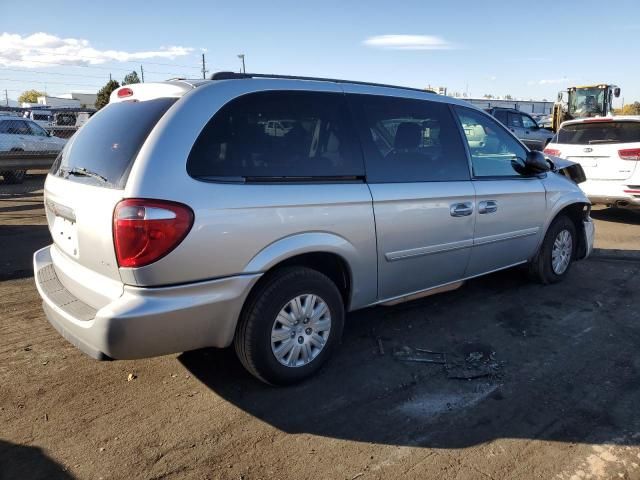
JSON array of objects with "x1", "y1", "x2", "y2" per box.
[{"x1": 551, "y1": 84, "x2": 621, "y2": 132}]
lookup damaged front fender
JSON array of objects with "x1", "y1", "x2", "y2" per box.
[{"x1": 548, "y1": 156, "x2": 587, "y2": 184}]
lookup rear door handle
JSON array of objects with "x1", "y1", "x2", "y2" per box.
[
  {"x1": 478, "y1": 200, "x2": 498, "y2": 214},
  {"x1": 450, "y1": 202, "x2": 473, "y2": 217}
]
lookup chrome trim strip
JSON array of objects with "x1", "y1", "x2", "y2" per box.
[
  {"x1": 385, "y1": 238, "x2": 473, "y2": 262},
  {"x1": 473, "y1": 227, "x2": 539, "y2": 246}
]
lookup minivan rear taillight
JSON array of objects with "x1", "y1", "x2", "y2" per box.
[
  {"x1": 618, "y1": 148, "x2": 640, "y2": 161},
  {"x1": 113, "y1": 199, "x2": 194, "y2": 268}
]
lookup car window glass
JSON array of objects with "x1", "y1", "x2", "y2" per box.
[
  {"x1": 493, "y1": 110, "x2": 508, "y2": 124},
  {"x1": 522, "y1": 115, "x2": 537, "y2": 129},
  {"x1": 188, "y1": 91, "x2": 363, "y2": 179},
  {"x1": 554, "y1": 121, "x2": 640, "y2": 145},
  {"x1": 28, "y1": 121, "x2": 48, "y2": 136},
  {"x1": 454, "y1": 106, "x2": 527, "y2": 177},
  {"x1": 348, "y1": 94, "x2": 469, "y2": 182},
  {"x1": 508, "y1": 113, "x2": 523, "y2": 128},
  {"x1": 0, "y1": 119, "x2": 30, "y2": 135}
]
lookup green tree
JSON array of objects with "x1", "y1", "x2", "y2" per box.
[
  {"x1": 619, "y1": 102, "x2": 640, "y2": 115},
  {"x1": 18, "y1": 89, "x2": 46, "y2": 104},
  {"x1": 504, "y1": 94, "x2": 513, "y2": 100},
  {"x1": 95, "y1": 79, "x2": 121, "y2": 110},
  {"x1": 123, "y1": 71, "x2": 141, "y2": 85},
  {"x1": 483, "y1": 94, "x2": 494, "y2": 99}
]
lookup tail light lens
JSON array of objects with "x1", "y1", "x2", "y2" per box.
[
  {"x1": 543, "y1": 148, "x2": 561, "y2": 157},
  {"x1": 113, "y1": 199, "x2": 194, "y2": 268},
  {"x1": 117, "y1": 87, "x2": 134, "y2": 98},
  {"x1": 618, "y1": 148, "x2": 640, "y2": 161}
]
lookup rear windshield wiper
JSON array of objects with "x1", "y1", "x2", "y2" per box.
[
  {"x1": 588, "y1": 139, "x2": 619, "y2": 144},
  {"x1": 61, "y1": 167, "x2": 108, "y2": 184}
]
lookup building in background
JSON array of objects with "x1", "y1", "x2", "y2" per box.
[{"x1": 35, "y1": 92, "x2": 97, "y2": 109}]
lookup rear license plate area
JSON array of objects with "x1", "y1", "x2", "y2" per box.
[{"x1": 52, "y1": 215, "x2": 79, "y2": 258}]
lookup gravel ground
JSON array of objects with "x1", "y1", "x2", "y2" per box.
[{"x1": 1, "y1": 173, "x2": 640, "y2": 480}]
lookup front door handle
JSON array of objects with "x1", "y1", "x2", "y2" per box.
[
  {"x1": 450, "y1": 202, "x2": 473, "y2": 217},
  {"x1": 478, "y1": 200, "x2": 498, "y2": 214}
]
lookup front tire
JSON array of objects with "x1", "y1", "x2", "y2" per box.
[
  {"x1": 234, "y1": 267, "x2": 345, "y2": 385},
  {"x1": 529, "y1": 215, "x2": 576, "y2": 284}
]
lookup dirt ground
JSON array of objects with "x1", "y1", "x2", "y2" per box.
[{"x1": 1, "y1": 173, "x2": 640, "y2": 480}]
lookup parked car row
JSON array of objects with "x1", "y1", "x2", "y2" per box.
[{"x1": 34, "y1": 73, "x2": 594, "y2": 385}]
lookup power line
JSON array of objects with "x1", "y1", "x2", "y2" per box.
[
  {"x1": 0, "y1": 58, "x2": 190, "y2": 75},
  {"x1": 8, "y1": 50, "x2": 202, "y2": 70},
  {"x1": 0, "y1": 67, "x2": 109, "y2": 80},
  {"x1": 0, "y1": 77, "x2": 106, "y2": 88}
]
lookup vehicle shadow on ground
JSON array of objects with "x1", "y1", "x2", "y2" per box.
[
  {"x1": 180, "y1": 255, "x2": 640, "y2": 449},
  {"x1": 591, "y1": 207, "x2": 640, "y2": 225},
  {"x1": 0, "y1": 440, "x2": 74, "y2": 480},
  {"x1": 0, "y1": 225, "x2": 50, "y2": 280}
]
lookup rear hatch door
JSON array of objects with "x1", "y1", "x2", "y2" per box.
[
  {"x1": 45, "y1": 95, "x2": 178, "y2": 297},
  {"x1": 554, "y1": 120, "x2": 640, "y2": 180}
]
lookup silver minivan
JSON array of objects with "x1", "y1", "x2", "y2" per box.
[{"x1": 33, "y1": 73, "x2": 594, "y2": 385}]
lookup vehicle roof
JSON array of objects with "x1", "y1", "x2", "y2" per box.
[
  {"x1": 118, "y1": 73, "x2": 477, "y2": 109},
  {"x1": 0, "y1": 115, "x2": 32, "y2": 121},
  {"x1": 561, "y1": 115, "x2": 640, "y2": 126}
]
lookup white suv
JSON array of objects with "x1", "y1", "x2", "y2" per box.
[{"x1": 545, "y1": 117, "x2": 640, "y2": 209}]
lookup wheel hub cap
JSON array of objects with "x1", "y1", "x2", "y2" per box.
[
  {"x1": 551, "y1": 229, "x2": 573, "y2": 275},
  {"x1": 270, "y1": 294, "x2": 331, "y2": 367}
]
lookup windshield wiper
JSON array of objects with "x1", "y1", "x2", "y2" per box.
[
  {"x1": 588, "y1": 139, "x2": 618, "y2": 144},
  {"x1": 61, "y1": 167, "x2": 108, "y2": 184}
]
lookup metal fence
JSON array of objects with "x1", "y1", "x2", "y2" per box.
[{"x1": 0, "y1": 106, "x2": 94, "y2": 184}]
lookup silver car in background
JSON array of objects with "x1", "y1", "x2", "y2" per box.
[{"x1": 33, "y1": 73, "x2": 594, "y2": 385}]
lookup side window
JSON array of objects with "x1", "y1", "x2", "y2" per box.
[
  {"x1": 28, "y1": 121, "x2": 49, "y2": 136},
  {"x1": 187, "y1": 91, "x2": 363, "y2": 179},
  {"x1": 454, "y1": 106, "x2": 528, "y2": 178},
  {"x1": 522, "y1": 115, "x2": 537, "y2": 129},
  {"x1": 0, "y1": 120, "x2": 30, "y2": 135},
  {"x1": 493, "y1": 110, "x2": 508, "y2": 125},
  {"x1": 508, "y1": 113, "x2": 523, "y2": 128},
  {"x1": 348, "y1": 94, "x2": 470, "y2": 182}
]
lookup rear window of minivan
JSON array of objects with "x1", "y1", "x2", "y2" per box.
[
  {"x1": 187, "y1": 91, "x2": 364, "y2": 181},
  {"x1": 51, "y1": 98, "x2": 176, "y2": 188},
  {"x1": 554, "y1": 121, "x2": 640, "y2": 145}
]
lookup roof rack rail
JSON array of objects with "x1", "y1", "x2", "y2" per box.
[{"x1": 210, "y1": 71, "x2": 436, "y2": 94}]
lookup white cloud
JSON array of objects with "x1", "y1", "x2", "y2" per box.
[
  {"x1": 0, "y1": 32, "x2": 193, "y2": 68},
  {"x1": 537, "y1": 78, "x2": 570, "y2": 85},
  {"x1": 363, "y1": 34, "x2": 452, "y2": 50}
]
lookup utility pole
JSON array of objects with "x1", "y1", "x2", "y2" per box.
[
  {"x1": 201, "y1": 53, "x2": 208, "y2": 79},
  {"x1": 4, "y1": 89, "x2": 8, "y2": 107},
  {"x1": 237, "y1": 54, "x2": 246, "y2": 73},
  {"x1": 109, "y1": 73, "x2": 112, "y2": 82},
  {"x1": 140, "y1": 65, "x2": 145, "y2": 83}
]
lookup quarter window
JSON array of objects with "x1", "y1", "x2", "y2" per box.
[
  {"x1": 348, "y1": 94, "x2": 470, "y2": 182},
  {"x1": 454, "y1": 106, "x2": 528, "y2": 177},
  {"x1": 187, "y1": 91, "x2": 363, "y2": 180}
]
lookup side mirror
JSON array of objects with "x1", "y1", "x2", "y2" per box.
[
  {"x1": 525, "y1": 150, "x2": 551, "y2": 173},
  {"x1": 614, "y1": 87, "x2": 621, "y2": 98},
  {"x1": 557, "y1": 92, "x2": 563, "y2": 102}
]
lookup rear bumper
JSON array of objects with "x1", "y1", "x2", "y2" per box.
[
  {"x1": 581, "y1": 180, "x2": 640, "y2": 208},
  {"x1": 34, "y1": 245, "x2": 261, "y2": 360}
]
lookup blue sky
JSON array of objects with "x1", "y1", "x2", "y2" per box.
[{"x1": 1, "y1": 0, "x2": 639, "y2": 104}]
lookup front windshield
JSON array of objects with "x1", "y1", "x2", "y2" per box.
[{"x1": 569, "y1": 88, "x2": 605, "y2": 117}]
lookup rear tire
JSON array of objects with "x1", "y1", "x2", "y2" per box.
[
  {"x1": 529, "y1": 215, "x2": 576, "y2": 284},
  {"x1": 1, "y1": 170, "x2": 26, "y2": 184},
  {"x1": 234, "y1": 267, "x2": 345, "y2": 385}
]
